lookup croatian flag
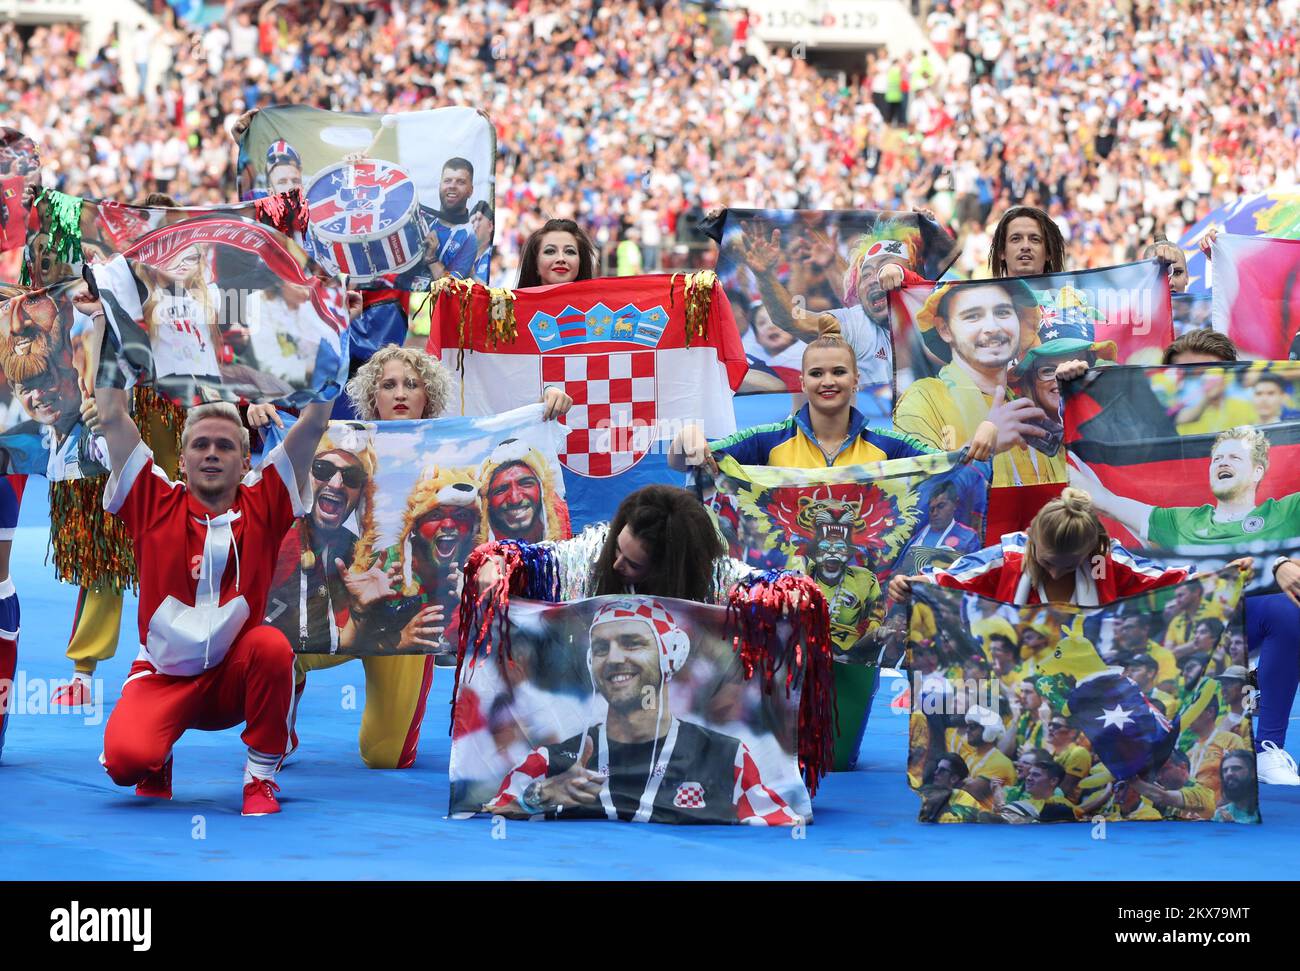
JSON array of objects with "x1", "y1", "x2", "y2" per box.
[{"x1": 428, "y1": 275, "x2": 747, "y2": 527}]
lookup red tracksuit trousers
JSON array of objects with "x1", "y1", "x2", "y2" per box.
[{"x1": 103, "y1": 625, "x2": 294, "y2": 786}]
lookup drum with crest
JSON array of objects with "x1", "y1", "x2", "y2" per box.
[{"x1": 304, "y1": 159, "x2": 429, "y2": 284}]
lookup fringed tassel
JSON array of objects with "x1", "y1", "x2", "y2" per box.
[
  {"x1": 485, "y1": 286, "x2": 517, "y2": 345},
  {"x1": 133, "y1": 384, "x2": 185, "y2": 464},
  {"x1": 253, "y1": 188, "x2": 308, "y2": 236},
  {"x1": 669, "y1": 269, "x2": 718, "y2": 347},
  {"x1": 43, "y1": 189, "x2": 84, "y2": 268},
  {"x1": 726, "y1": 569, "x2": 836, "y2": 797},
  {"x1": 452, "y1": 540, "x2": 560, "y2": 727},
  {"x1": 47, "y1": 476, "x2": 137, "y2": 593}
]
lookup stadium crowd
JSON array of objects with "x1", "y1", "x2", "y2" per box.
[{"x1": 2, "y1": 0, "x2": 1298, "y2": 284}]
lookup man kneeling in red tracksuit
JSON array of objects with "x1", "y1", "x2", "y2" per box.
[{"x1": 92, "y1": 386, "x2": 331, "y2": 816}]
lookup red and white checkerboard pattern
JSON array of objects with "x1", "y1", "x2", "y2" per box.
[
  {"x1": 673, "y1": 782, "x2": 706, "y2": 809},
  {"x1": 540, "y1": 351, "x2": 656, "y2": 477}
]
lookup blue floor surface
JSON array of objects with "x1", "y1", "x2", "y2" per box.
[{"x1": 4, "y1": 488, "x2": 1300, "y2": 880}]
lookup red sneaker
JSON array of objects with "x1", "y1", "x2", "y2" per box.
[
  {"x1": 51, "y1": 678, "x2": 92, "y2": 707},
  {"x1": 241, "y1": 778, "x2": 281, "y2": 816},
  {"x1": 135, "y1": 756, "x2": 173, "y2": 800}
]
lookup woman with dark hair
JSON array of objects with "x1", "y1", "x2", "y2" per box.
[
  {"x1": 472, "y1": 483, "x2": 749, "y2": 603},
  {"x1": 516, "y1": 218, "x2": 598, "y2": 289},
  {"x1": 986, "y1": 205, "x2": 1066, "y2": 278}
]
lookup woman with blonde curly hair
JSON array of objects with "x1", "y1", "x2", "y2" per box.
[{"x1": 246, "y1": 346, "x2": 570, "y2": 769}]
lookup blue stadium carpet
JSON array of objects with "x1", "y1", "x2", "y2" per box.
[{"x1": 4, "y1": 486, "x2": 1300, "y2": 880}]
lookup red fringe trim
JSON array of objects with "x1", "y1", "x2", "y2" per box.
[{"x1": 726, "y1": 572, "x2": 837, "y2": 797}]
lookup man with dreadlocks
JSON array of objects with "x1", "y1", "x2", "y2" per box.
[
  {"x1": 986, "y1": 205, "x2": 1066, "y2": 279},
  {"x1": 483, "y1": 598, "x2": 802, "y2": 824}
]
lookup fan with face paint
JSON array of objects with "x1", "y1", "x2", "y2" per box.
[
  {"x1": 393, "y1": 467, "x2": 488, "y2": 596},
  {"x1": 479, "y1": 437, "x2": 570, "y2": 545}
]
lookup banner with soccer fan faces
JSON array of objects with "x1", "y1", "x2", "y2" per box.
[
  {"x1": 891, "y1": 260, "x2": 1175, "y2": 539},
  {"x1": 20, "y1": 190, "x2": 308, "y2": 290},
  {"x1": 705, "y1": 208, "x2": 957, "y2": 398},
  {"x1": 263, "y1": 404, "x2": 568, "y2": 656},
  {"x1": 1210, "y1": 234, "x2": 1300, "y2": 360},
  {"x1": 0, "y1": 279, "x2": 108, "y2": 479},
  {"x1": 90, "y1": 214, "x2": 349, "y2": 409},
  {"x1": 1063, "y1": 362, "x2": 1300, "y2": 594},
  {"x1": 241, "y1": 106, "x2": 496, "y2": 358},
  {"x1": 908, "y1": 572, "x2": 1257, "y2": 824},
  {"x1": 449, "y1": 594, "x2": 812, "y2": 825},
  {"x1": 427, "y1": 273, "x2": 747, "y2": 529},
  {"x1": 708, "y1": 451, "x2": 988, "y2": 665}
]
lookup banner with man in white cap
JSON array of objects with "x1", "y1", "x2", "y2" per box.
[{"x1": 449, "y1": 594, "x2": 813, "y2": 825}]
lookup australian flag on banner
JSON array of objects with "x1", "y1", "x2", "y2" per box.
[{"x1": 428, "y1": 275, "x2": 747, "y2": 528}]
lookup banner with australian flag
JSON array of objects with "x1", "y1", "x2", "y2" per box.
[{"x1": 427, "y1": 273, "x2": 747, "y2": 527}]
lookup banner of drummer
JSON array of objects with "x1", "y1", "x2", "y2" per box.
[
  {"x1": 427, "y1": 273, "x2": 747, "y2": 529},
  {"x1": 1210, "y1": 234, "x2": 1300, "y2": 360},
  {"x1": 705, "y1": 208, "x2": 956, "y2": 427},
  {"x1": 908, "y1": 571, "x2": 1257, "y2": 824},
  {"x1": 240, "y1": 106, "x2": 495, "y2": 356},
  {"x1": 0, "y1": 278, "x2": 108, "y2": 479},
  {"x1": 263, "y1": 404, "x2": 567, "y2": 658},
  {"x1": 707, "y1": 451, "x2": 987, "y2": 665},
  {"x1": 20, "y1": 190, "x2": 308, "y2": 290},
  {"x1": 449, "y1": 594, "x2": 811, "y2": 825},
  {"x1": 89, "y1": 214, "x2": 349, "y2": 408},
  {"x1": 891, "y1": 260, "x2": 1174, "y2": 537},
  {"x1": 1063, "y1": 361, "x2": 1300, "y2": 595}
]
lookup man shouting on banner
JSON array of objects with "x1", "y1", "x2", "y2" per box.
[
  {"x1": 1072, "y1": 426, "x2": 1300, "y2": 548},
  {"x1": 484, "y1": 600, "x2": 800, "y2": 825}
]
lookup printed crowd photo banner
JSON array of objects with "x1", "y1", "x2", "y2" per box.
[
  {"x1": 1063, "y1": 362, "x2": 1300, "y2": 593},
  {"x1": 1172, "y1": 291, "x2": 1212, "y2": 337},
  {"x1": 264, "y1": 404, "x2": 568, "y2": 657},
  {"x1": 709, "y1": 451, "x2": 987, "y2": 665},
  {"x1": 427, "y1": 273, "x2": 747, "y2": 528},
  {"x1": 90, "y1": 214, "x2": 349, "y2": 408},
  {"x1": 908, "y1": 571, "x2": 1257, "y2": 824},
  {"x1": 21, "y1": 189, "x2": 307, "y2": 290},
  {"x1": 449, "y1": 594, "x2": 811, "y2": 825},
  {"x1": 706, "y1": 208, "x2": 956, "y2": 398},
  {"x1": 0, "y1": 128, "x2": 41, "y2": 280},
  {"x1": 241, "y1": 106, "x2": 496, "y2": 356},
  {"x1": 1210, "y1": 235, "x2": 1300, "y2": 360},
  {"x1": 891, "y1": 261, "x2": 1174, "y2": 538},
  {"x1": 0, "y1": 278, "x2": 108, "y2": 479}
]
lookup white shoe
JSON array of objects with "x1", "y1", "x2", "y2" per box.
[{"x1": 1256, "y1": 741, "x2": 1300, "y2": 785}]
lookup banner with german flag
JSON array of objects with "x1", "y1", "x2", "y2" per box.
[{"x1": 1062, "y1": 361, "x2": 1300, "y2": 593}]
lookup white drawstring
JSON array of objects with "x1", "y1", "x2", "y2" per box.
[{"x1": 203, "y1": 514, "x2": 215, "y2": 670}]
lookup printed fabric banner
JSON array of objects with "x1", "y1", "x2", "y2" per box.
[
  {"x1": 708, "y1": 451, "x2": 988, "y2": 664},
  {"x1": 427, "y1": 273, "x2": 747, "y2": 529},
  {"x1": 1210, "y1": 234, "x2": 1300, "y2": 360},
  {"x1": 1063, "y1": 362, "x2": 1300, "y2": 594},
  {"x1": 0, "y1": 177, "x2": 25, "y2": 253},
  {"x1": 242, "y1": 106, "x2": 496, "y2": 358},
  {"x1": 90, "y1": 214, "x2": 349, "y2": 408},
  {"x1": 908, "y1": 571, "x2": 1257, "y2": 824},
  {"x1": 704, "y1": 208, "x2": 957, "y2": 396},
  {"x1": 0, "y1": 278, "x2": 108, "y2": 479},
  {"x1": 1178, "y1": 188, "x2": 1300, "y2": 293},
  {"x1": 263, "y1": 404, "x2": 568, "y2": 656},
  {"x1": 1172, "y1": 291, "x2": 1212, "y2": 337},
  {"x1": 892, "y1": 261, "x2": 1174, "y2": 539},
  {"x1": 450, "y1": 594, "x2": 812, "y2": 825},
  {"x1": 21, "y1": 189, "x2": 308, "y2": 290}
]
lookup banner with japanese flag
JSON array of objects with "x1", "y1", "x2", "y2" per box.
[
  {"x1": 427, "y1": 273, "x2": 748, "y2": 528},
  {"x1": 1210, "y1": 234, "x2": 1300, "y2": 359}
]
